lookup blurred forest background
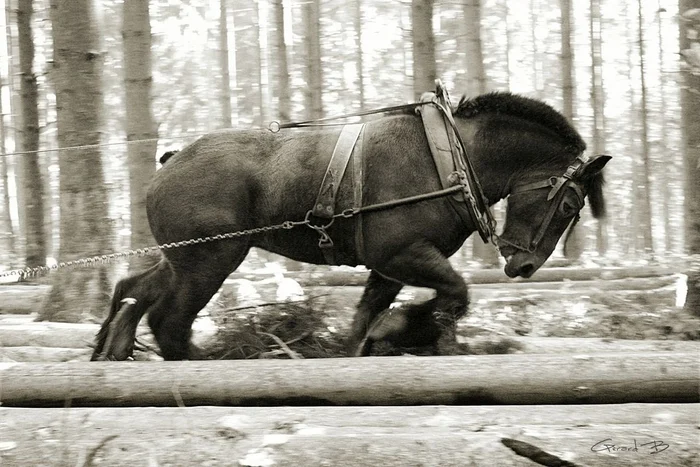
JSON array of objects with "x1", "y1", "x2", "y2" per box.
[{"x1": 0, "y1": 0, "x2": 698, "y2": 320}]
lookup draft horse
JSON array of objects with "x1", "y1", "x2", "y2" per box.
[{"x1": 92, "y1": 91, "x2": 610, "y2": 361}]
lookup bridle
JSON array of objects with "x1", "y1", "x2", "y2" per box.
[{"x1": 496, "y1": 155, "x2": 589, "y2": 254}]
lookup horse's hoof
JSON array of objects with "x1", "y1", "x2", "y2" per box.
[{"x1": 354, "y1": 337, "x2": 373, "y2": 357}]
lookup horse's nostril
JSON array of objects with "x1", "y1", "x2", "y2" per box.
[{"x1": 520, "y1": 263, "x2": 535, "y2": 278}]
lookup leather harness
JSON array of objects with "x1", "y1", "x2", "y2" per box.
[{"x1": 301, "y1": 81, "x2": 591, "y2": 265}]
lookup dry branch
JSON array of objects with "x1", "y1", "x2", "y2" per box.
[
  {"x1": 0, "y1": 352, "x2": 696, "y2": 407},
  {"x1": 0, "y1": 404, "x2": 696, "y2": 466}
]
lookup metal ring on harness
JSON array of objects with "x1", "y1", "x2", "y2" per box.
[{"x1": 303, "y1": 210, "x2": 335, "y2": 249}]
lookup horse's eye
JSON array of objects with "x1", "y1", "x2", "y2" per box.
[{"x1": 559, "y1": 198, "x2": 578, "y2": 217}]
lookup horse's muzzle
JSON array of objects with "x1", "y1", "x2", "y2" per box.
[{"x1": 504, "y1": 252, "x2": 538, "y2": 279}]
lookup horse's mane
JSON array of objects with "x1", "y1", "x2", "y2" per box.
[
  {"x1": 454, "y1": 92, "x2": 586, "y2": 154},
  {"x1": 454, "y1": 92, "x2": 606, "y2": 218}
]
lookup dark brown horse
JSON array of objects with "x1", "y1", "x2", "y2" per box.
[{"x1": 92, "y1": 91, "x2": 610, "y2": 361}]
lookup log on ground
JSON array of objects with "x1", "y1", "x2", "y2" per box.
[
  {"x1": 0, "y1": 346, "x2": 91, "y2": 362},
  {"x1": 0, "y1": 284, "x2": 51, "y2": 314},
  {"x1": 0, "y1": 322, "x2": 99, "y2": 348},
  {"x1": 0, "y1": 352, "x2": 697, "y2": 407},
  {"x1": 465, "y1": 336, "x2": 700, "y2": 355},
  {"x1": 231, "y1": 265, "x2": 676, "y2": 287},
  {"x1": 0, "y1": 404, "x2": 696, "y2": 467}
]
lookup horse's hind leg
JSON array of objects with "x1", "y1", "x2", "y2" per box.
[
  {"x1": 358, "y1": 241, "x2": 469, "y2": 356},
  {"x1": 91, "y1": 261, "x2": 171, "y2": 361},
  {"x1": 147, "y1": 240, "x2": 249, "y2": 360}
]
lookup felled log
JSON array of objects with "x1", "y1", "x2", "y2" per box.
[
  {"x1": 466, "y1": 336, "x2": 700, "y2": 355},
  {"x1": 1, "y1": 352, "x2": 696, "y2": 407},
  {"x1": 231, "y1": 266, "x2": 676, "y2": 287},
  {"x1": 0, "y1": 404, "x2": 696, "y2": 467},
  {"x1": 0, "y1": 284, "x2": 51, "y2": 314},
  {"x1": 0, "y1": 322, "x2": 99, "y2": 348},
  {"x1": 0, "y1": 346, "x2": 91, "y2": 362}
]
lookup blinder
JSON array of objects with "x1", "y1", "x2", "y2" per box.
[{"x1": 500, "y1": 155, "x2": 589, "y2": 254}]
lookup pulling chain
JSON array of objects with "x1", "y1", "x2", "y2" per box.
[{"x1": 0, "y1": 220, "x2": 305, "y2": 280}]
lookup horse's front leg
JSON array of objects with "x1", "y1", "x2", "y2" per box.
[
  {"x1": 348, "y1": 270, "x2": 403, "y2": 354},
  {"x1": 358, "y1": 241, "x2": 469, "y2": 356}
]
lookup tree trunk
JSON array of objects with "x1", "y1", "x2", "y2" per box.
[
  {"x1": 411, "y1": 0, "x2": 436, "y2": 99},
  {"x1": 559, "y1": 0, "x2": 574, "y2": 122},
  {"x1": 635, "y1": 0, "x2": 654, "y2": 256},
  {"x1": 0, "y1": 76, "x2": 17, "y2": 266},
  {"x1": 16, "y1": 0, "x2": 46, "y2": 270},
  {"x1": 256, "y1": 0, "x2": 268, "y2": 127},
  {"x1": 353, "y1": 0, "x2": 365, "y2": 111},
  {"x1": 463, "y1": 0, "x2": 487, "y2": 96},
  {"x1": 303, "y1": 0, "x2": 323, "y2": 119},
  {"x1": 681, "y1": 0, "x2": 700, "y2": 317},
  {"x1": 657, "y1": 1, "x2": 671, "y2": 253},
  {"x1": 463, "y1": 0, "x2": 498, "y2": 266},
  {"x1": 123, "y1": 1, "x2": 157, "y2": 273},
  {"x1": 42, "y1": 0, "x2": 110, "y2": 322},
  {"x1": 219, "y1": 0, "x2": 232, "y2": 127},
  {"x1": 271, "y1": 0, "x2": 290, "y2": 121},
  {"x1": 589, "y1": 0, "x2": 608, "y2": 256},
  {"x1": 233, "y1": 3, "x2": 258, "y2": 126}
]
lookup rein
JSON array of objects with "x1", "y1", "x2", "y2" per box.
[{"x1": 268, "y1": 102, "x2": 432, "y2": 132}]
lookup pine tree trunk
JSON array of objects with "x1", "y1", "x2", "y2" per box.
[
  {"x1": 42, "y1": 0, "x2": 110, "y2": 322},
  {"x1": 271, "y1": 0, "x2": 290, "y2": 121},
  {"x1": 303, "y1": 0, "x2": 323, "y2": 119},
  {"x1": 255, "y1": 1, "x2": 268, "y2": 127},
  {"x1": 463, "y1": 0, "x2": 486, "y2": 96},
  {"x1": 219, "y1": 0, "x2": 232, "y2": 127},
  {"x1": 590, "y1": 0, "x2": 607, "y2": 256},
  {"x1": 463, "y1": 0, "x2": 498, "y2": 266},
  {"x1": 559, "y1": 0, "x2": 574, "y2": 122},
  {"x1": 123, "y1": 1, "x2": 157, "y2": 273},
  {"x1": 559, "y1": 0, "x2": 584, "y2": 261},
  {"x1": 681, "y1": 0, "x2": 700, "y2": 317},
  {"x1": 0, "y1": 76, "x2": 17, "y2": 266},
  {"x1": 411, "y1": 0, "x2": 436, "y2": 99},
  {"x1": 233, "y1": 3, "x2": 256, "y2": 125},
  {"x1": 16, "y1": 0, "x2": 46, "y2": 270},
  {"x1": 635, "y1": 0, "x2": 654, "y2": 256},
  {"x1": 353, "y1": 0, "x2": 365, "y2": 111}
]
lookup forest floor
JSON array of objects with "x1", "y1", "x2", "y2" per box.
[{"x1": 192, "y1": 253, "x2": 700, "y2": 360}]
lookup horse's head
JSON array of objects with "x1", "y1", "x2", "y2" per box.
[
  {"x1": 454, "y1": 92, "x2": 611, "y2": 279},
  {"x1": 497, "y1": 154, "x2": 611, "y2": 278}
]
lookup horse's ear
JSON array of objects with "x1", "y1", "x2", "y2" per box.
[
  {"x1": 579, "y1": 154, "x2": 611, "y2": 180},
  {"x1": 579, "y1": 154, "x2": 611, "y2": 219}
]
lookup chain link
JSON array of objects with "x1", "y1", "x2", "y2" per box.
[{"x1": 0, "y1": 220, "x2": 304, "y2": 280}]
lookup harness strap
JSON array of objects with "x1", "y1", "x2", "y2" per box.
[
  {"x1": 311, "y1": 123, "x2": 364, "y2": 265},
  {"x1": 312, "y1": 124, "x2": 364, "y2": 218},
  {"x1": 416, "y1": 83, "x2": 495, "y2": 243},
  {"x1": 353, "y1": 126, "x2": 365, "y2": 264}
]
